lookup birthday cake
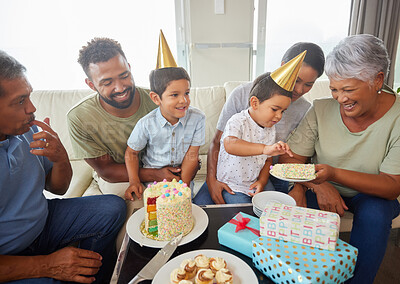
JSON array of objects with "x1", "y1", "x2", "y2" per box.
[
  {"x1": 270, "y1": 163, "x2": 316, "y2": 180},
  {"x1": 143, "y1": 179, "x2": 193, "y2": 240}
]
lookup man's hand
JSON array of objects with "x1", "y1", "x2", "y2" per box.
[
  {"x1": 314, "y1": 183, "x2": 348, "y2": 216},
  {"x1": 263, "y1": 141, "x2": 293, "y2": 157},
  {"x1": 30, "y1": 117, "x2": 72, "y2": 194},
  {"x1": 288, "y1": 183, "x2": 308, "y2": 207},
  {"x1": 46, "y1": 247, "x2": 102, "y2": 283},
  {"x1": 206, "y1": 176, "x2": 234, "y2": 204},
  {"x1": 157, "y1": 166, "x2": 182, "y2": 181},
  {"x1": 313, "y1": 164, "x2": 336, "y2": 184},
  {"x1": 30, "y1": 118, "x2": 69, "y2": 163},
  {"x1": 125, "y1": 182, "x2": 144, "y2": 201},
  {"x1": 139, "y1": 166, "x2": 182, "y2": 183}
]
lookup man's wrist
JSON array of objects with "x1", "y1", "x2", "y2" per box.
[{"x1": 290, "y1": 183, "x2": 309, "y2": 193}]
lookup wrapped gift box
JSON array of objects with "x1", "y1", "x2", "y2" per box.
[
  {"x1": 260, "y1": 201, "x2": 340, "y2": 251},
  {"x1": 252, "y1": 237, "x2": 358, "y2": 284},
  {"x1": 218, "y1": 212, "x2": 260, "y2": 258}
]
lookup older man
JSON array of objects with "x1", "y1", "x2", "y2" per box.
[{"x1": 0, "y1": 50, "x2": 126, "y2": 283}]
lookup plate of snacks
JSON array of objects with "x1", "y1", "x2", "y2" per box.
[
  {"x1": 153, "y1": 249, "x2": 258, "y2": 283},
  {"x1": 269, "y1": 163, "x2": 317, "y2": 182}
]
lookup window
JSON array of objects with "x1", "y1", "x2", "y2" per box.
[
  {"x1": 0, "y1": 0, "x2": 176, "y2": 90},
  {"x1": 394, "y1": 32, "x2": 400, "y2": 93},
  {"x1": 254, "y1": 0, "x2": 352, "y2": 79}
]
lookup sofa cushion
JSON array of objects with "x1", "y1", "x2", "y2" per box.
[
  {"x1": 224, "y1": 81, "x2": 248, "y2": 98},
  {"x1": 31, "y1": 89, "x2": 95, "y2": 160},
  {"x1": 189, "y1": 86, "x2": 226, "y2": 155},
  {"x1": 302, "y1": 79, "x2": 331, "y2": 102}
]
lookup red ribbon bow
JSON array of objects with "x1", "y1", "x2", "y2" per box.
[{"x1": 229, "y1": 213, "x2": 260, "y2": 237}]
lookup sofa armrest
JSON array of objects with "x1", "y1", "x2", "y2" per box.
[{"x1": 44, "y1": 160, "x2": 94, "y2": 199}]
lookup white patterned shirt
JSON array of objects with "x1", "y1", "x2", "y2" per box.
[{"x1": 217, "y1": 109, "x2": 275, "y2": 195}]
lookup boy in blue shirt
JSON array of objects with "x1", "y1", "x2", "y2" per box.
[{"x1": 125, "y1": 67, "x2": 205, "y2": 200}]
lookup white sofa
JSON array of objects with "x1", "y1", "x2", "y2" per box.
[{"x1": 31, "y1": 80, "x2": 400, "y2": 234}]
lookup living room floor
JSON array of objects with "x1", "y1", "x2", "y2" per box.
[{"x1": 340, "y1": 229, "x2": 400, "y2": 283}]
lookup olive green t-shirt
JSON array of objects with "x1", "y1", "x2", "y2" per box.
[
  {"x1": 67, "y1": 87, "x2": 157, "y2": 163},
  {"x1": 287, "y1": 93, "x2": 400, "y2": 197}
]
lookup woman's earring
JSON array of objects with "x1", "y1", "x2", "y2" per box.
[{"x1": 378, "y1": 89, "x2": 382, "y2": 94}]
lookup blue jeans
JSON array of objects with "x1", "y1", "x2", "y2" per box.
[
  {"x1": 193, "y1": 176, "x2": 289, "y2": 205},
  {"x1": 10, "y1": 195, "x2": 126, "y2": 284},
  {"x1": 306, "y1": 191, "x2": 400, "y2": 284}
]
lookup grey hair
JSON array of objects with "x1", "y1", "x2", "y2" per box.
[
  {"x1": 0, "y1": 50, "x2": 27, "y2": 96},
  {"x1": 0, "y1": 50, "x2": 26, "y2": 80},
  {"x1": 325, "y1": 34, "x2": 390, "y2": 84}
]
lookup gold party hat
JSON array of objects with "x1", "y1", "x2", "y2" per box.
[
  {"x1": 270, "y1": 50, "x2": 307, "y2": 91},
  {"x1": 156, "y1": 29, "x2": 177, "y2": 69}
]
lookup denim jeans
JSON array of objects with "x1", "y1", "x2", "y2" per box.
[
  {"x1": 9, "y1": 195, "x2": 126, "y2": 284},
  {"x1": 193, "y1": 176, "x2": 289, "y2": 205},
  {"x1": 306, "y1": 191, "x2": 400, "y2": 284}
]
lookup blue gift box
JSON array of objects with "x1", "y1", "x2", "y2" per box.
[
  {"x1": 252, "y1": 237, "x2": 358, "y2": 284},
  {"x1": 218, "y1": 212, "x2": 261, "y2": 258}
]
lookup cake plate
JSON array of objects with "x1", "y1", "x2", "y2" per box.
[{"x1": 126, "y1": 204, "x2": 208, "y2": 248}]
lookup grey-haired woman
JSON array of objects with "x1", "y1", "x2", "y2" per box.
[{"x1": 281, "y1": 34, "x2": 400, "y2": 283}]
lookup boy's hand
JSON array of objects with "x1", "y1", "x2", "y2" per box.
[
  {"x1": 248, "y1": 180, "x2": 265, "y2": 197},
  {"x1": 125, "y1": 182, "x2": 144, "y2": 201},
  {"x1": 263, "y1": 141, "x2": 293, "y2": 157}
]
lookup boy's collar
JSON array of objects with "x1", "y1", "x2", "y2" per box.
[{"x1": 156, "y1": 107, "x2": 188, "y2": 127}]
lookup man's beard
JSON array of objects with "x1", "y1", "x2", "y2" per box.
[{"x1": 99, "y1": 86, "x2": 136, "y2": 109}]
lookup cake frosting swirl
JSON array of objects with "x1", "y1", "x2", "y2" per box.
[{"x1": 215, "y1": 268, "x2": 233, "y2": 283}]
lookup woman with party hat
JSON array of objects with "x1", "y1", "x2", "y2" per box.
[{"x1": 213, "y1": 52, "x2": 305, "y2": 203}]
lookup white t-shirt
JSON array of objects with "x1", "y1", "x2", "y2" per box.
[{"x1": 217, "y1": 109, "x2": 275, "y2": 195}]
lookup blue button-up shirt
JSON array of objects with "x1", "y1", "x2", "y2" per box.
[
  {"x1": 127, "y1": 106, "x2": 205, "y2": 168},
  {"x1": 0, "y1": 126, "x2": 52, "y2": 254}
]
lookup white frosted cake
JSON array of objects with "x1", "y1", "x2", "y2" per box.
[
  {"x1": 270, "y1": 163, "x2": 316, "y2": 180},
  {"x1": 143, "y1": 179, "x2": 193, "y2": 240}
]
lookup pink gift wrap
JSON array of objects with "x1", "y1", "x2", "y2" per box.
[{"x1": 260, "y1": 201, "x2": 340, "y2": 251}]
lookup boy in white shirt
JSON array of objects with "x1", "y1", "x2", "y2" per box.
[
  {"x1": 217, "y1": 72, "x2": 293, "y2": 203},
  {"x1": 216, "y1": 52, "x2": 306, "y2": 203}
]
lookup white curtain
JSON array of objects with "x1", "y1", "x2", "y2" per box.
[{"x1": 349, "y1": 0, "x2": 400, "y2": 87}]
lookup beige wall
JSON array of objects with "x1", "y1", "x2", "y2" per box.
[{"x1": 187, "y1": 0, "x2": 254, "y2": 87}]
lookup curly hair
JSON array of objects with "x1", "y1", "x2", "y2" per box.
[{"x1": 78, "y1": 37, "x2": 127, "y2": 78}]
